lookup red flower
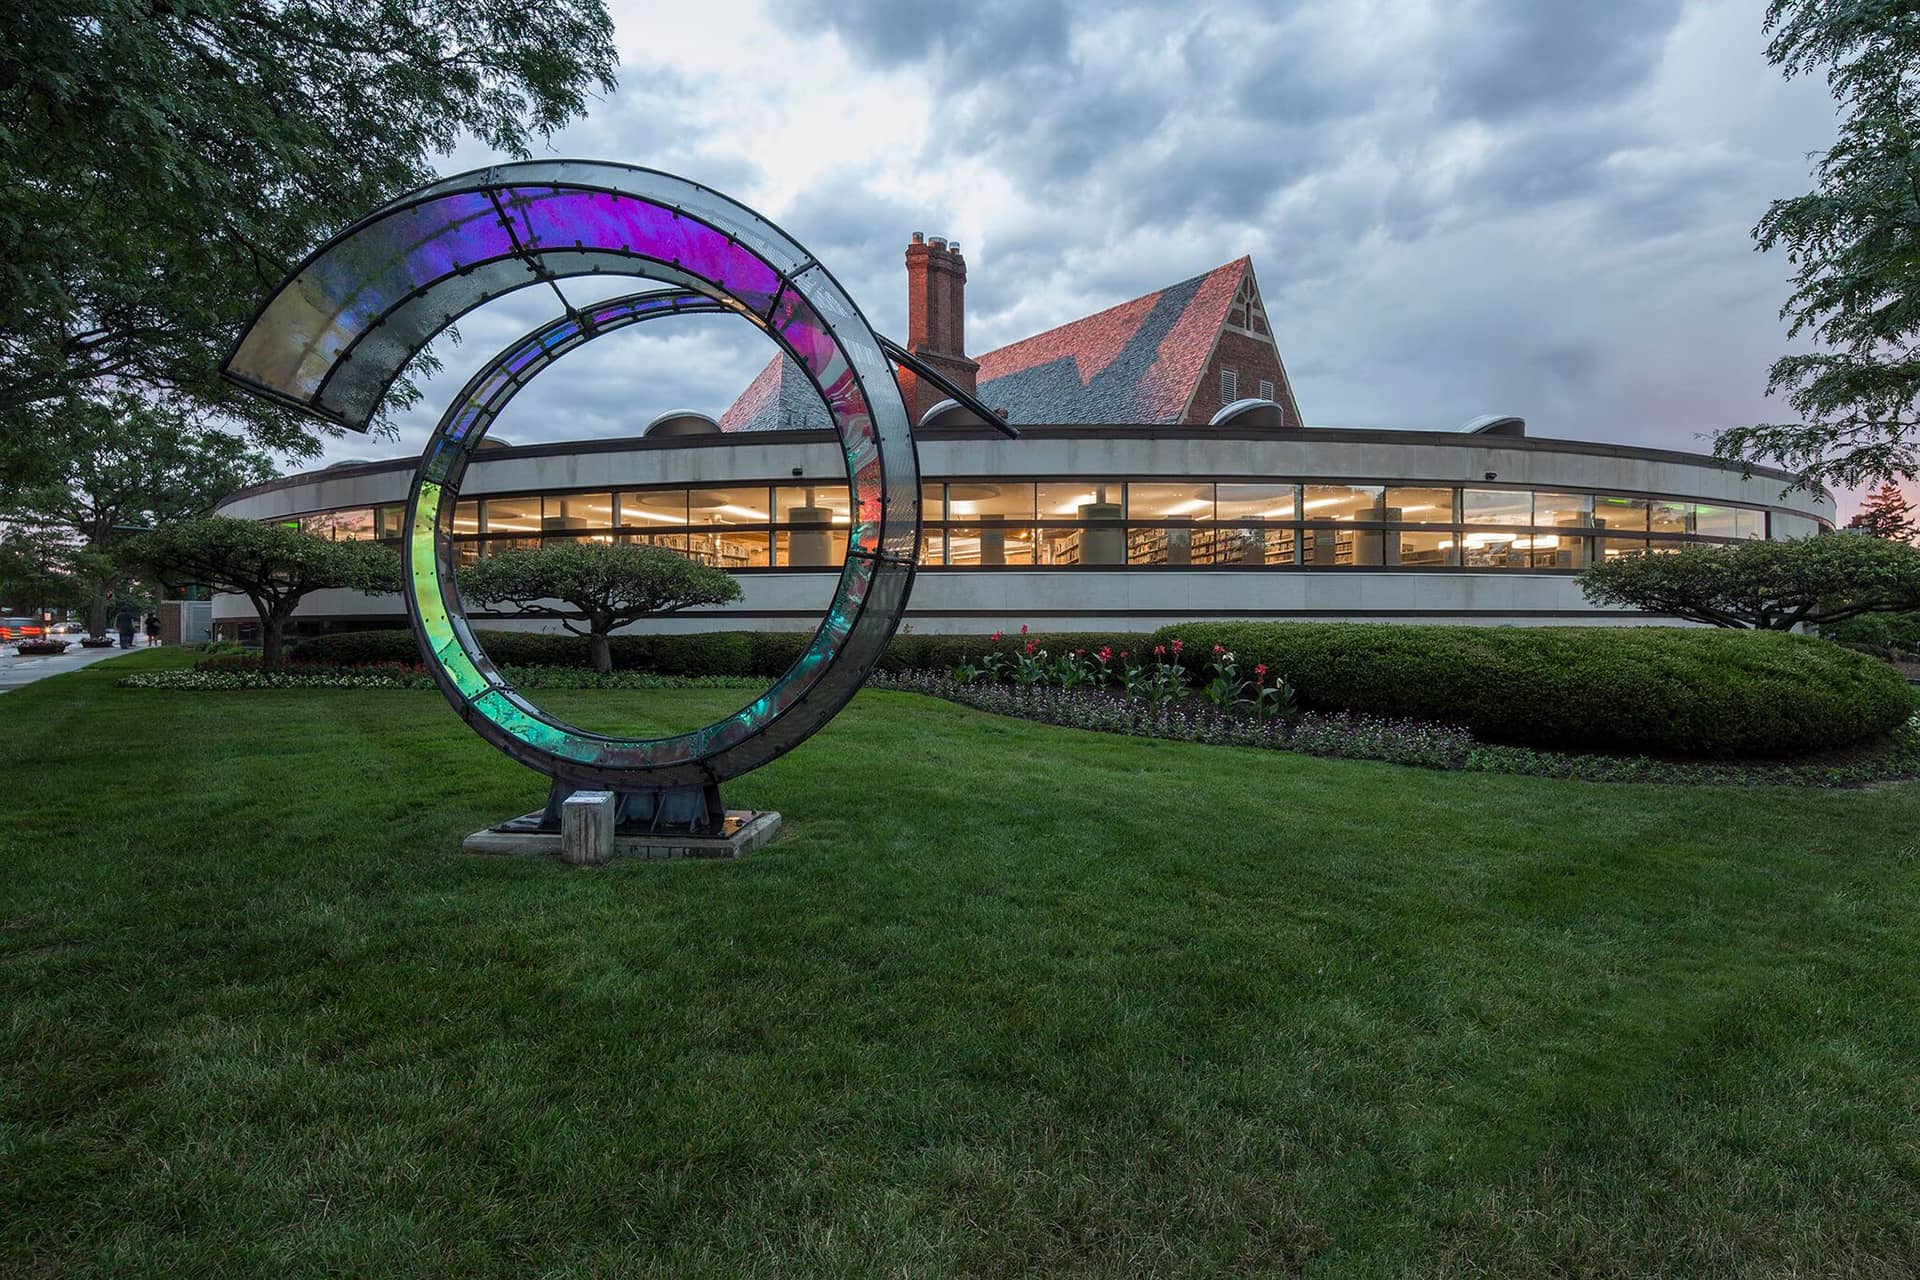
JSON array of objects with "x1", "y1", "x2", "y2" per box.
[
  {"x1": 1097, "y1": 646, "x2": 1112, "y2": 661},
  {"x1": 1020, "y1": 624, "x2": 1029, "y2": 634},
  {"x1": 1255, "y1": 663, "x2": 1268, "y2": 677},
  {"x1": 989, "y1": 631, "x2": 1002, "y2": 642},
  {"x1": 1075, "y1": 648, "x2": 1086, "y2": 656},
  {"x1": 1153, "y1": 644, "x2": 1166, "y2": 658},
  {"x1": 1171, "y1": 638, "x2": 1185, "y2": 654},
  {"x1": 1119, "y1": 649, "x2": 1130, "y2": 660},
  {"x1": 1025, "y1": 640, "x2": 1037, "y2": 654},
  {"x1": 1212, "y1": 643, "x2": 1225, "y2": 656}
]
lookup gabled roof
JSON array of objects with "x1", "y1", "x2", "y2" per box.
[
  {"x1": 715, "y1": 347, "x2": 830, "y2": 434},
  {"x1": 715, "y1": 256, "x2": 1267, "y2": 431},
  {"x1": 972, "y1": 258, "x2": 1249, "y2": 426}
]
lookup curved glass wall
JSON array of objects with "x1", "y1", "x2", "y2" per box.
[{"x1": 281, "y1": 477, "x2": 1782, "y2": 572}]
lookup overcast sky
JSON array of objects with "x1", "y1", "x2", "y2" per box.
[{"x1": 313, "y1": 0, "x2": 1863, "y2": 512}]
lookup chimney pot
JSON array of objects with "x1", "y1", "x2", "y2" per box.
[
  {"x1": 911, "y1": 231, "x2": 925, "y2": 243},
  {"x1": 948, "y1": 241, "x2": 961, "y2": 255},
  {"x1": 929, "y1": 235, "x2": 947, "y2": 249}
]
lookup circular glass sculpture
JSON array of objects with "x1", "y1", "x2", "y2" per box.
[{"x1": 223, "y1": 162, "x2": 920, "y2": 793}]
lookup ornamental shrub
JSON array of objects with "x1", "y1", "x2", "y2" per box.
[{"x1": 1150, "y1": 622, "x2": 1910, "y2": 756}]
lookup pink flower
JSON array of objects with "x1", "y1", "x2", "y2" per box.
[
  {"x1": 1255, "y1": 663, "x2": 1268, "y2": 678},
  {"x1": 989, "y1": 631, "x2": 1002, "y2": 642},
  {"x1": 1119, "y1": 649, "x2": 1130, "y2": 660},
  {"x1": 1025, "y1": 640, "x2": 1037, "y2": 654},
  {"x1": 1171, "y1": 638, "x2": 1185, "y2": 654},
  {"x1": 1075, "y1": 648, "x2": 1086, "y2": 656},
  {"x1": 1097, "y1": 646, "x2": 1112, "y2": 661},
  {"x1": 1212, "y1": 643, "x2": 1225, "y2": 656},
  {"x1": 1020, "y1": 624, "x2": 1029, "y2": 634},
  {"x1": 1154, "y1": 644, "x2": 1166, "y2": 658}
]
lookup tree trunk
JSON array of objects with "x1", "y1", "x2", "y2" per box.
[
  {"x1": 589, "y1": 629, "x2": 612, "y2": 675},
  {"x1": 262, "y1": 616, "x2": 286, "y2": 671},
  {"x1": 86, "y1": 587, "x2": 110, "y2": 640}
]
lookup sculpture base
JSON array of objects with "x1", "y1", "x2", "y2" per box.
[{"x1": 462, "y1": 809, "x2": 781, "y2": 862}]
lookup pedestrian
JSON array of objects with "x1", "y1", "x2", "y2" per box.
[
  {"x1": 116, "y1": 606, "x2": 136, "y2": 650},
  {"x1": 144, "y1": 612, "x2": 161, "y2": 646}
]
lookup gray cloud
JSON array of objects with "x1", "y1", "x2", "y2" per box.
[{"x1": 311, "y1": 0, "x2": 1845, "y2": 511}]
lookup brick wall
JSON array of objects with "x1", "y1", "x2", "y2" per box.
[{"x1": 1184, "y1": 330, "x2": 1295, "y2": 426}]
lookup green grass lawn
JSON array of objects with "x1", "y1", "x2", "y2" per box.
[{"x1": 5, "y1": 648, "x2": 1920, "y2": 1278}]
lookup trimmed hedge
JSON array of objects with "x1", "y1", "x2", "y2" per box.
[
  {"x1": 1150, "y1": 622, "x2": 1911, "y2": 757},
  {"x1": 291, "y1": 628, "x2": 1157, "y2": 678}
]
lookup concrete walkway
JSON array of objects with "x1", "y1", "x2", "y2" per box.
[{"x1": 0, "y1": 643, "x2": 144, "y2": 693}]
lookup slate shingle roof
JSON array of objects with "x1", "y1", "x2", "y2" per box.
[
  {"x1": 715, "y1": 256, "x2": 1253, "y2": 431},
  {"x1": 715, "y1": 346, "x2": 831, "y2": 434},
  {"x1": 973, "y1": 258, "x2": 1247, "y2": 426}
]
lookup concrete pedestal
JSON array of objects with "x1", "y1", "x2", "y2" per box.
[{"x1": 463, "y1": 809, "x2": 781, "y2": 862}]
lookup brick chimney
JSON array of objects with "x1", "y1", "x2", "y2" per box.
[{"x1": 901, "y1": 231, "x2": 979, "y2": 424}]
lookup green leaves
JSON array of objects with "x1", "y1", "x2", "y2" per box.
[
  {"x1": 0, "y1": 1, "x2": 616, "y2": 458},
  {"x1": 1713, "y1": 2, "x2": 1920, "y2": 488},
  {"x1": 455, "y1": 542, "x2": 744, "y2": 626},
  {"x1": 116, "y1": 516, "x2": 400, "y2": 603},
  {"x1": 1576, "y1": 534, "x2": 1920, "y2": 629}
]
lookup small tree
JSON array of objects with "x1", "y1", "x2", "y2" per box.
[
  {"x1": 1847, "y1": 481, "x2": 1917, "y2": 541},
  {"x1": 456, "y1": 542, "x2": 742, "y2": 674},
  {"x1": 118, "y1": 517, "x2": 398, "y2": 668},
  {"x1": 1577, "y1": 535, "x2": 1920, "y2": 630}
]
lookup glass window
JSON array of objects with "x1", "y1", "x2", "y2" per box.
[
  {"x1": 1384, "y1": 487, "x2": 1454, "y2": 524},
  {"x1": 1460, "y1": 530, "x2": 1528, "y2": 568},
  {"x1": 618, "y1": 489, "x2": 688, "y2": 528},
  {"x1": 1533, "y1": 492, "x2": 1594, "y2": 529},
  {"x1": 1735, "y1": 508, "x2": 1765, "y2": 540},
  {"x1": 945, "y1": 482, "x2": 1032, "y2": 522},
  {"x1": 1693, "y1": 504, "x2": 1739, "y2": 538},
  {"x1": 921, "y1": 483, "x2": 945, "y2": 521},
  {"x1": 299, "y1": 512, "x2": 337, "y2": 539},
  {"x1": 374, "y1": 506, "x2": 406, "y2": 540},
  {"x1": 453, "y1": 501, "x2": 483, "y2": 535},
  {"x1": 687, "y1": 529, "x2": 768, "y2": 568},
  {"x1": 1649, "y1": 500, "x2": 1692, "y2": 535},
  {"x1": 1596, "y1": 537, "x2": 1649, "y2": 562},
  {"x1": 920, "y1": 527, "x2": 945, "y2": 564},
  {"x1": 1303, "y1": 484, "x2": 1385, "y2": 522},
  {"x1": 1515, "y1": 532, "x2": 1585, "y2": 569},
  {"x1": 945, "y1": 526, "x2": 1035, "y2": 566},
  {"x1": 1127, "y1": 526, "x2": 1204, "y2": 565},
  {"x1": 1128, "y1": 482, "x2": 1214, "y2": 520},
  {"x1": 1037, "y1": 527, "x2": 1084, "y2": 566},
  {"x1": 1302, "y1": 526, "x2": 1383, "y2": 566},
  {"x1": 1209, "y1": 526, "x2": 1298, "y2": 565},
  {"x1": 774, "y1": 483, "x2": 852, "y2": 525},
  {"x1": 1392, "y1": 530, "x2": 1457, "y2": 566},
  {"x1": 688, "y1": 486, "x2": 770, "y2": 526},
  {"x1": 619, "y1": 532, "x2": 687, "y2": 555},
  {"x1": 1462, "y1": 489, "x2": 1532, "y2": 526},
  {"x1": 338, "y1": 508, "x2": 377, "y2": 540},
  {"x1": 542, "y1": 492, "x2": 611, "y2": 532},
  {"x1": 1216, "y1": 484, "x2": 1297, "y2": 522},
  {"x1": 1592, "y1": 496, "x2": 1649, "y2": 532},
  {"x1": 1037, "y1": 481, "x2": 1121, "y2": 520},
  {"x1": 485, "y1": 496, "x2": 543, "y2": 533}
]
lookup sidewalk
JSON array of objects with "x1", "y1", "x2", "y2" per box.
[{"x1": 0, "y1": 643, "x2": 145, "y2": 693}]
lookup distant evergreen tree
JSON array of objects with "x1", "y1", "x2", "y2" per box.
[{"x1": 1847, "y1": 481, "x2": 1918, "y2": 540}]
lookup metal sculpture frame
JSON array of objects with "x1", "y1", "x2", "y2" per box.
[{"x1": 221, "y1": 160, "x2": 1010, "y2": 826}]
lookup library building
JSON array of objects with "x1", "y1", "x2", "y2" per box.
[{"x1": 213, "y1": 236, "x2": 1832, "y2": 638}]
